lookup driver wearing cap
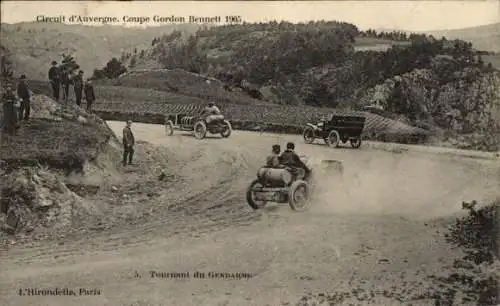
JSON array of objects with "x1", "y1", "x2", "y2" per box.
[
  {"x1": 201, "y1": 102, "x2": 223, "y2": 124},
  {"x1": 279, "y1": 142, "x2": 311, "y2": 178}
]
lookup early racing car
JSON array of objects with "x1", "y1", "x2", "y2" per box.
[
  {"x1": 165, "y1": 113, "x2": 232, "y2": 139},
  {"x1": 246, "y1": 154, "x2": 318, "y2": 211},
  {"x1": 246, "y1": 165, "x2": 311, "y2": 211},
  {"x1": 302, "y1": 114, "x2": 366, "y2": 148}
]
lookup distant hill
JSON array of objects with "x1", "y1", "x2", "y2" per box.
[
  {"x1": 377, "y1": 23, "x2": 500, "y2": 53},
  {"x1": 0, "y1": 22, "x2": 200, "y2": 80},
  {"x1": 427, "y1": 23, "x2": 500, "y2": 53}
]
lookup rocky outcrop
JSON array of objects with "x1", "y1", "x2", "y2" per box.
[
  {"x1": 0, "y1": 94, "x2": 121, "y2": 235},
  {"x1": 0, "y1": 167, "x2": 83, "y2": 234}
]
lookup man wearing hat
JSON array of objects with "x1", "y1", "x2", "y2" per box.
[
  {"x1": 122, "y1": 120, "x2": 135, "y2": 166},
  {"x1": 279, "y1": 142, "x2": 311, "y2": 179},
  {"x1": 48, "y1": 61, "x2": 60, "y2": 101},
  {"x1": 60, "y1": 66, "x2": 71, "y2": 103},
  {"x1": 72, "y1": 70, "x2": 84, "y2": 107},
  {"x1": 84, "y1": 78, "x2": 95, "y2": 113},
  {"x1": 266, "y1": 144, "x2": 283, "y2": 168},
  {"x1": 200, "y1": 102, "x2": 223, "y2": 124},
  {"x1": 1, "y1": 83, "x2": 18, "y2": 135},
  {"x1": 17, "y1": 74, "x2": 31, "y2": 121}
]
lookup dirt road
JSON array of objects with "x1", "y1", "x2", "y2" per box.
[{"x1": 1, "y1": 122, "x2": 499, "y2": 306}]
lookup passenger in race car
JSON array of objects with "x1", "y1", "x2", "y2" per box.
[
  {"x1": 279, "y1": 142, "x2": 311, "y2": 179},
  {"x1": 265, "y1": 144, "x2": 284, "y2": 168},
  {"x1": 200, "y1": 102, "x2": 224, "y2": 124}
]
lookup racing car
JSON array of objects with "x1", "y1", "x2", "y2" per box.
[
  {"x1": 246, "y1": 165, "x2": 311, "y2": 211},
  {"x1": 246, "y1": 153, "x2": 345, "y2": 211},
  {"x1": 165, "y1": 113, "x2": 232, "y2": 139}
]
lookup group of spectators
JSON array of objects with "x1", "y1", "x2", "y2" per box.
[
  {"x1": 1, "y1": 75, "x2": 33, "y2": 136},
  {"x1": 1, "y1": 60, "x2": 97, "y2": 137},
  {"x1": 48, "y1": 61, "x2": 95, "y2": 112}
]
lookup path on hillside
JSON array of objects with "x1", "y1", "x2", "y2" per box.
[{"x1": 1, "y1": 122, "x2": 499, "y2": 306}]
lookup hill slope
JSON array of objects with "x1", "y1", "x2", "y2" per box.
[
  {"x1": 0, "y1": 22, "x2": 200, "y2": 80},
  {"x1": 427, "y1": 23, "x2": 500, "y2": 53},
  {"x1": 377, "y1": 23, "x2": 500, "y2": 53}
]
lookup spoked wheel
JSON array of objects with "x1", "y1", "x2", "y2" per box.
[
  {"x1": 246, "y1": 180, "x2": 267, "y2": 210},
  {"x1": 350, "y1": 138, "x2": 362, "y2": 149},
  {"x1": 326, "y1": 130, "x2": 340, "y2": 148},
  {"x1": 220, "y1": 120, "x2": 232, "y2": 138},
  {"x1": 288, "y1": 180, "x2": 310, "y2": 211},
  {"x1": 303, "y1": 126, "x2": 315, "y2": 144},
  {"x1": 165, "y1": 120, "x2": 174, "y2": 136},
  {"x1": 193, "y1": 121, "x2": 207, "y2": 139}
]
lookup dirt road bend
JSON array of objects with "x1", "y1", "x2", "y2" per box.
[{"x1": 1, "y1": 122, "x2": 499, "y2": 306}]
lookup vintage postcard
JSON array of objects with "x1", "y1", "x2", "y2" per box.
[{"x1": 0, "y1": 1, "x2": 499, "y2": 305}]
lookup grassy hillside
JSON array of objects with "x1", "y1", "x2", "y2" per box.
[
  {"x1": 90, "y1": 21, "x2": 500, "y2": 151},
  {"x1": 0, "y1": 22, "x2": 200, "y2": 80},
  {"x1": 97, "y1": 69, "x2": 272, "y2": 105},
  {"x1": 3, "y1": 21, "x2": 500, "y2": 151},
  {"x1": 428, "y1": 23, "x2": 500, "y2": 53}
]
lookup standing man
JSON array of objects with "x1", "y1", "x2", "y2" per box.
[
  {"x1": 60, "y1": 67, "x2": 71, "y2": 103},
  {"x1": 48, "y1": 61, "x2": 60, "y2": 101},
  {"x1": 84, "y1": 78, "x2": 95, "y2": 113},
  {"x1": 72, "y1": 70, "x2": 84, "y2": 107},
  {"x1": 1, "y1": 83, "x2": 18, "y2": 136},
  {"x1": 17, "y1": 75, "x2": 31, "y2": 121},
  {"x1": 122, "y1": 120, "x2": 135, "y2": 166}
]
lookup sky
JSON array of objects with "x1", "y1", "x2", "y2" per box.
[{"x1": 1, "y1": 1, "x2": 499, "y2": 32}]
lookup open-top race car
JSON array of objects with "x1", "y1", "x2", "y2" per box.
[
  {"x1": 246, "y1": 154, "x2": 345, "y2": 211},
  {"x1": 246, "y1": 164, "x2": 311, "y2": 211},
  {"x1": 165, "y1": 113, "x2": 232, "y2": 139},
  {"x1": 302, "y1": 114, "x2": 366, "y2": 148}
]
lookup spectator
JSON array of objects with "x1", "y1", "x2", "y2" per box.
[
  {"x1": 48, "y1": 61, "x2": 60, "y2": 101},
  {"x1": 60, "y1": 67, "x2": 71, "y2": 103},
  {"x1": 122, "y1": 120, "x2": 135, "y2": 166},
  {"x1": 72, "y1": 70, "x2": 84, "y2": 107},
  {"x1": 17, "y1": 74, "x2": 31, "y2": 121},
  {"x1": 1, "y1": 83, "x2": 18, "y2": 135},
  {"x1": 84, "y1": 79, "x2": 95, "y2": 113}
]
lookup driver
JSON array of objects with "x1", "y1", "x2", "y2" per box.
[
  {"x1": 201, "y1": 102, "x2": 223, "y2": 124},
  {"x1": 279, "y1": 142, "x2": 311, "y2": 178}
]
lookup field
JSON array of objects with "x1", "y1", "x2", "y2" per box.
[
  {"x1": 96, "y1": 69, "x2": 274, "y2": 106},
  {"x1": 354, "y1": 37, "x2": 411, "y2": 52},
  {"x1": 483, "y1": 54, "x2": 500, "y2": 70}
]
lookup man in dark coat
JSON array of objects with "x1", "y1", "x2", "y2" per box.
[
  {"x1": 2, "y1": 83, "x2": 18, "y2": 135},
  {"x1": 60, "y1": 67, "x2": 71, "y2": 103},
  {"x1": 72, "y1": 70, "x2": 84, "y2": 106},
  {"x1": 48, "y1": 61, "x2": 60, "y2": 101},
  {"x1": 17, "y1": 74, "x2": 31, "y2": 121},
  {"x1": 84, "y1": 79, "x2": 95, "y2": 112},
  {"x1": 279, "y1": 142, "x2": 311, "y2": 179},
  {"x1": 122, "y1": 120, "x2": 135, "y2": 166}
]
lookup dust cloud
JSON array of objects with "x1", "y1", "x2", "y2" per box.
[{"x1": 308, "y1": 151, "x2": 500, "y2": 219}]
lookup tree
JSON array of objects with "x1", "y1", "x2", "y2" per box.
[
  {"x1": 60, "y1": 54, "x2": 79, "y2": 73},
  {"x1": 92, "y1": 57, "x2": 127, "y2": 80}
]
